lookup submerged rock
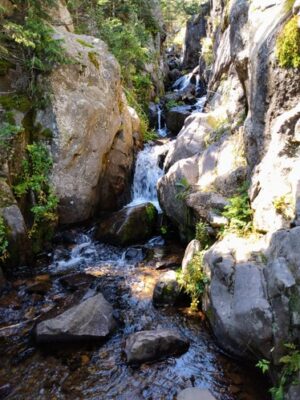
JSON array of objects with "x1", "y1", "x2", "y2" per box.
[
  {"x1": 36, "y1": 293, "x2": 115, "y2": 343},
  {"x1": 96, "y1": 203, "x2": 158, "y2": 246},
  {"x1": 177, "y1": 388, "x2": 216, "y2": 400},
  {"x1": 125, "y1": 329, "x2": 189, "y2": 364}
]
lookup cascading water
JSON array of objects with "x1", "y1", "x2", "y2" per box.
[
  {"x1": 127, "y1": 142, "x2": 170, "y2": 211},
  {"x1": 157, "y1": 104, "x2": 167, "y2": 137}
]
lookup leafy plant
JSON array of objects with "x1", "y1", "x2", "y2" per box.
[
  {"x1": 195, "y1": 221, "x2": 211, "y2": 248},
  {"x1": 14, "y1": 143, "x2": 58, "y2": 252},
  {"x1": 276, "y1": 16, "x2": 300, "y2": 69},
  {"x1": 0, "y1": 216, "x2": 8, "y2": 262},
  {"x1": 222, "y1": 182, "x2": 253, "y2": 236},
  {"x1": 177, "y1": 251, "x2": 209, "y2": 310},
  {"x1": 273, "y1": 194, "x2": 295, "y2": 220},
  {"x1": 270, "y1": 344, "x2": 300, "y2": 400},
  {"x1": 0, "y1": 122, "x2": 23, "y2": 149},
  {"x1": 256, "y1": 359, "x2": 270, "y2": 374},
  {"x1": 175, "y1": 177, "x2": 191, "y2": 200}
]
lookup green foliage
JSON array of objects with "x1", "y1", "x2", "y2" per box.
[
  {"x1": 14, "y1": 143, "x2": 58, "y2": 252},
  {"x1": 175, "y1": 177, "x2": 191, "y2": 200},
  {"x1": 0, "y1": 216, "x2": 8, "y2": 262},
  {"x1": 160, "y1": 225, "x2": 168, "y2": 236},
  {"x1": 256, "y1": 359, "x2": 270, "y2": 374},
  {"x1": 0, "y1": 0, "x2": 69, "y2": 102},
  {"x1": 0, "y1": 122, "x2": 23, "y2": 149},
  {"x1": 222, "y1": 182, "x2": 253, "y2": 236},
  {"x1": 195, "y1": 221, "x2": 211, "y2": 248},
  {"x1": 270, "y1": 344, "x2": 300, "y2": 400},
  {"x1": 165, "y1": 99, "x2": 185, "y2": 110},
  {"x1": 177, "y1": 251, "x2": 209, "y2": 310},
  {"x1": 0, "y1": 94, "x2": 31, "y2": 113},
  {"x1": 276, "y1": 16, "x2": 300, "y2": 69},
  {"x1": 273, "y1": 194, "x2": 295, "y2": 220}
]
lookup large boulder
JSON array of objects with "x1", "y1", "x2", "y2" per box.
[
  {"x1": 36, "y1": 293, "x2": 116, "y2": 343},
  {"x1": 96, "y1": 203, "x2": 158, "y2": 246},
  {"x1": 37, "y1": 28, "x2": 139, "y2": 224},
  {"x1": 125, "y1": 329, "x2": 189, "y2": 364},
  {"x1": 203, "y1": 228, "x2": 300, "y2": 363}
]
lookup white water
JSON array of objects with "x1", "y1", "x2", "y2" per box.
[
  {"x1": 127, "y1": 143, "x2": 170, "y2": 211},
  {"x1": 173, "y1": 73, "x2": 192, "y2": 91},
  {"x1": 157, "y1": 104, "x2": 168, "y2": 137},
  {"x1": 193, "y1": 95, "x2": 207, "y2": 113}
]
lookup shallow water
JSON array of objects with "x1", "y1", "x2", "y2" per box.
[{"x1": 0, "y1": 231, "x2": 270, "y2": 400}]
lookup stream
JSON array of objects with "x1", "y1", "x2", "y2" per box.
[{"x1": 0, "y1": 73, "x2": 270, "y2": 400}]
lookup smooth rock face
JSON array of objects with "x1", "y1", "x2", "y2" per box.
[
  {"x1": 152, "y1": 270, "x2": 181, "y2": 306},
  {"x1": 177, "y1": 388, "x2": 216, "y2": 400},
  {"x1": 96, "y1": 203, "x2": 158, "y2": 246},
  {"x1": 37, "y1": 29, "x2": 138, "y2": 224},
  {"x1": 203, "y1": 228, "x2": 300, "y2": 362},
  {"x1": 36, "y1": 293, "x2": 116, "y2": 343},
  {"x1": 125, "y1": 329, "x2": 189, "y2": 364}
]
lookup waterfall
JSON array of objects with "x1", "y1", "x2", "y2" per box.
[
  {"x1": 172, "y1": 73, "x2": 192, "y2": 91},
  {"x1": 127, "y1": 143, "x2": 170, "y2": 211},
  {"x1": 157, "y1": 104, "x2": 167, "y2": 137}
]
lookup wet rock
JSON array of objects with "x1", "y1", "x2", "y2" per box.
[
  {"x1": 152, "y1": 270, "x2": 181, "y2": 306},
  {"x1": 177, "y1": 388, "x2": 216, "y2": 400},
  {"x1": 36, "y1": 293, "x2": 116, "y2": 343},
  {"x1": 125, "y1": 329, "x2": 189, "y2": 364},
  {"x1": 27, "y1": 281, "x2": 52, "y2": 295},
  {"x1": 59, "y1": 273, "x2": 96, "y2": 292},
  {"x1": 96, "y1": 203, "x2": 158, "y2": 246},
  {"x1": 165, "y1": 106, "x2": 192, "y2": 135},
  {"x1": 155, "y1": 254, "x2": 182, "y2": 270},
  {"x1": 182, "y1": 240, "x2": 201, "y2": 274},
  {"x1": 148, "y1": 102, "x2": 159, "y2": 129},
  {"x1": 123, "y1": 248, "x2": 145, "y2": 263}
]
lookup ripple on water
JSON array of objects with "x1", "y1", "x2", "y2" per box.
[{"x1": 0, "y1": 230, "x2": 270, "y2": 400}]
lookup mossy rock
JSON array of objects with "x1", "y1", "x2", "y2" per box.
[
  {"x1": 0, "y1": 178, "x2": 16, "y2": 209},
  {"x1": 0, "y1": 94, "x2": 31, "y2": 113},
  {"x1": 96, "y1": 202, "x2": 158, "y2": 246}
]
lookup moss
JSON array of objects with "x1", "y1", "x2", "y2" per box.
[
  {"x1": 276, "y1": 16, "x2": 300, "y2": 69},
  {"x1": 88, "y1": 51, "x2": 100, "y2": 69},
  {"x1": 76, "y1": 38, "x2": 94, "y2": 48},
  {"x1": 0, "y1": 94, "x2": 31, "y2": 113},
  {"x1": 145, "y1": 204, "x2": 156, "y2": 225}
]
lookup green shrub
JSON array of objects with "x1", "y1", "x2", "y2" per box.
[
  {"x1": 177, "y1": 251, "x2": 209, "y2": 310},
  {"x1": 0, "y1": 216, "x2": 8, "y2": 262},
  {"x1": 222, "y1": 182, "x2": 253, "y2": 236},
  {"x1": 165, "y1": 99, "x2": 185, "y2": 110},
  {"x1": 195, "y1": 221, "x2": 211, "y2": 248},
  {"x1": 276, "y1": 16, "x2": 300, "y2": 69},
  {"x1": 14, "y1": 143, "x2": 58, "y2": 252}
]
